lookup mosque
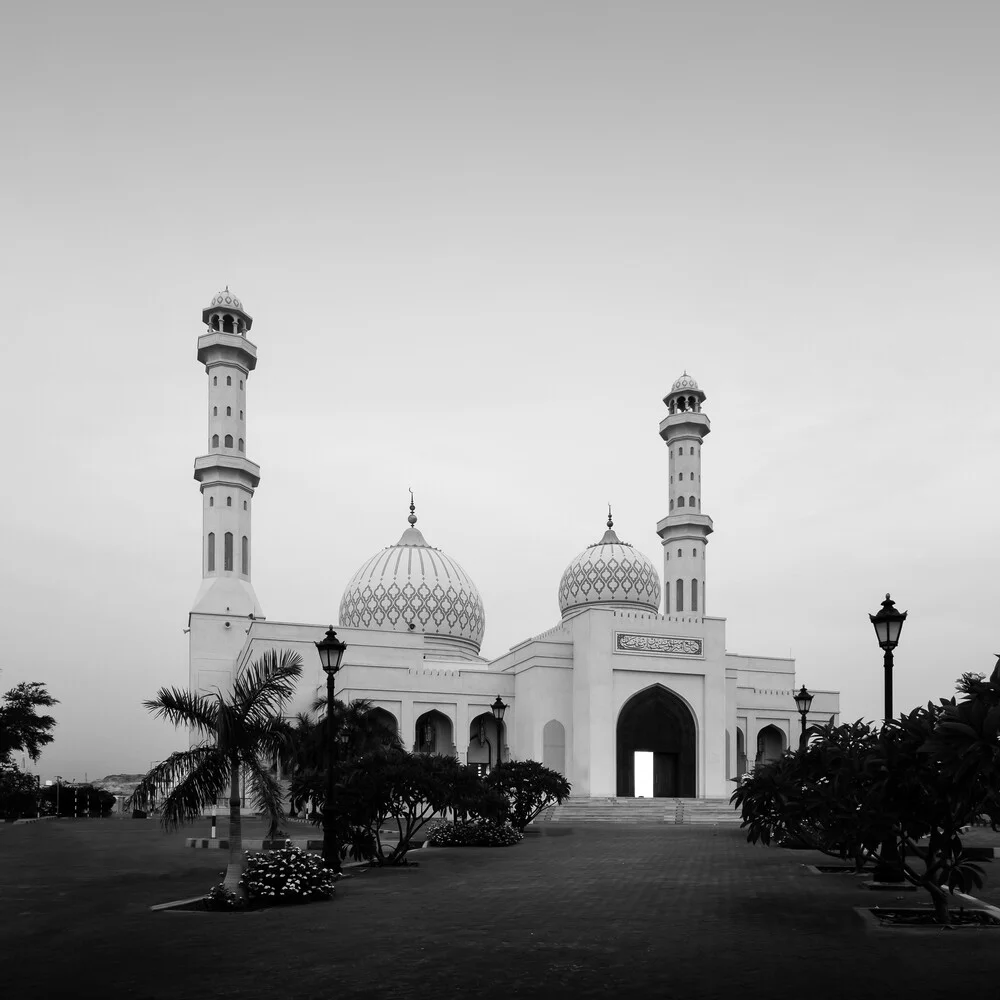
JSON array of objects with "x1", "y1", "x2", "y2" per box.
[{"x1": 188, "y1": 289, "x2": 840, "y2": 800}]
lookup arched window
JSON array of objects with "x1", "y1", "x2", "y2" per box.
[
  {"x1": 241, "y1": 535, "x2": 248, "y2": 574},
  {"x1": 207, "y1": 532, "x2": 215, "y2": 572},
  {"x1": 243, "y1": 500, "x2": 247, "y2": 510},
  {"x1": 677, "y1": 496, "x2": 685, "y2": 507},
  {"x1": 677, "y1": 549, "x2": 681, "y2": 557},
  {"x1": 678, "y1": 472, "x2": 684, "y2": 481},
  {"x1": 239, "y1": 380, "x2": 243, "y2": 389},
  {"x1": 211, "y1": 315, "x2": 220, "y2": 330},
  {"x1": 213, "y1": 376, "x2": 217, "y2": 386},
  {"x1": 669, "y1": 499, "x2": 674, "y2": 510},
  {"x1": 213, "y1": 406, "x2": 218, "y2": 416},
  {"x1": 665, "y1": 551, "x2": 670, "y2": 561},
  {"x1": 224, "y1": 532, "x2": 233, "y2": 571},
  {"x1": 226, "y1": 496, "x2": 232, "y2": 507},
  {"x1": 223, "y1": 315, "x2": 234, "y2": 333},
  {"x1": 212, "y1": 434, "x2": 219, "y2": 447},
  {"x1": 690, "y1": 447, "x2": 695, "y2": 455},
  {"x1": 239, "y1": 410, "x2": 243, "y2": 420},
  {"x1": 238, "y1": 438, "x2": 244, "y2": 452},
  {"x1": 209, "y1": 497, "x2": 214, "y2": 507},
  {"x1": 664, "y1": 581, "x2": 670, "y2": 612},
  {"x1": 692, "y1": 548, "x2": 696, "y2": 557},
  {"x1": 689, "y1": 495, "x2": 696, "y2": 507},
  {"x1": 226, "y1": 406, "x2": 231, "y2": 416},
  {"x1": 691, "y1": 579, "x2": 699, "y2": 612},
  {"x1": 226, "y1": 376, "x2": 232, "y2": 386},
  {"x1": 224, "y1": 434, "x2": 233, "y2": 448},
  {"x1": 676, "y1": 579, "x2": 684, "y2": 612}
]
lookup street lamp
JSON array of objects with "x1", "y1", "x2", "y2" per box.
[
  {"x1": 793, "y1": 685, "x2": 814, "y2": 751},
  {"x1": 315, "y1": 626, "x2": 347, "y2": 873},
  {"x1": 868, "y1": 593, "x2": 908, "y2": 884},
  {"x1": 490, "y1": 696, "x2": 507, "y2": 771}
]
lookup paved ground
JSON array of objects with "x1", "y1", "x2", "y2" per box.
[{"x1": 3, "y1": 818, "x2": 1000, "y2": 999}]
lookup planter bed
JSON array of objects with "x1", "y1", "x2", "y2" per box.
[{"x1": 855, "y1": 904, "x2": 1000, "y2": 932}]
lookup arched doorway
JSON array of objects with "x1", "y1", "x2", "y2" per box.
[
  {"x1": 542, "y1": 720, "x2": 566, "y2": 776},
  {"x1": 466, "y1": 712, "x2": 502, "y2": 775},
  {"x1": 616, "y1": 685, "x2": 696, "y2": 797},
  {"x1": 736, "y1": 727, "x2": 747, "y2": 777},
  {"x1": 755, "y1": 725, "x2": 785, "y2": 764},
  {"x1": 369, "y1": 707, "x2": 398, "y2": 746},
  {"x1": 414, "y1": 709, "x2": 454, "y2": 754}
]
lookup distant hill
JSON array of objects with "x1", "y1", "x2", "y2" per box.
[{"x1": 96, "y1": 774, "x2": 145, "y2": 785}]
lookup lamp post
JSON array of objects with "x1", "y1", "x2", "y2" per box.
[
  {"x1": 793, "y1": 685, "x2": 814, "y2": 751},
  {"x1": 869, "y1": 593, "x2": 908, "y2": 884},
  {"x1": 315, "y1": 626, "x2": 348, "y2": 873},
  {"x1": 490, "y1": 696, "x2": 507, "y2": 772},
  {"x1": 55, "y1": 776, "x2": 63, "y2": 817}
]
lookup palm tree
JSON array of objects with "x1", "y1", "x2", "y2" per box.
[{"x1": 127, "y1": 648, "x2": 303, "y2": 892}]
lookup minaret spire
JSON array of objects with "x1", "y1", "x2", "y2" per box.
[
  {"x1": 408, "y1": 488, "x2": 417, "y2": 526},
  {"x1": 656, "y1": 373, "x2": 713, "y2": 616}
]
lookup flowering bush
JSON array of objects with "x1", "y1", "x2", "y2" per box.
[
  {"x1": 427, "y1": 819, "x2": 522, "y2": 847},
  {"x1": 239, "y1": 843, "x2": 336, "y2": 905},
  {"x1": 203, "y1": 883, "x2": 244, "y2": 911}
]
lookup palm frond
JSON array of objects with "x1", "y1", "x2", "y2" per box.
[
  {"x1": 242, "y1": 755, "x2": 286, "y2": 838},
  {"x1": 126, "y1": 747, "x2": 229, "y2": 830},
  {"x1": 144, "y1": 687, "x2": 218, "y2": 737},
  {"x1": 232, "y1": 648, "x2": 303, "y2": 725}
]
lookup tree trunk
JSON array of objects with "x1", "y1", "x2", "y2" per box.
[{"x1": 223, "y1": 759, "x2": 243, "y2": 893}]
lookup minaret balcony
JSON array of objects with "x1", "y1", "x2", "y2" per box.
[
  {"x1": 656, "y1": 512, "x2": 714, "y2": 539},
  {"x1": 197, "y1": 332, "x2": 258, "y2": 371},
  {"x1": 194, "y1": 454, "x2": 261, "y2": 489},
  {"x1": 659, "y1": 412, "x2": 711, "y2": 441}
]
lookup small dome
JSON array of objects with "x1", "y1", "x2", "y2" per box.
[
  {"x1": 558, "y1": 514, "x2": 661, "y2": 620},
  {"x1": 202, "y1": 286, "x2": 253, "y2": 330},
  {"x1": 339, "y1": 502, "x2": 485, "y2": 657},
  {"x1": 670, "y1": 371, "x2": 699, "y2": 392},
  {"x1": 210, "y1": 287, "x2": 244, "y2": 311}
]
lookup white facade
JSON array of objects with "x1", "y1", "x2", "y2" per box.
[{"x1": 188, "y1": 291, "x2": 840, "y2": 799}]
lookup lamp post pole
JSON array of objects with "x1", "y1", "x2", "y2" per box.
[
  {"x1": 490, "y1": 696, "x2": 507, "y2": 773},
  {"x1": 869, "y1": 593, "x2": 908, "y2": 884},
  {"x1": 315, "y1": 626, "x2": 348, "y2": 875},
  {"x1": 793, "y1": 686, "x2": 813, "y2": 752}
]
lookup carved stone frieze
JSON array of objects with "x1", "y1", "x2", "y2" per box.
[{"x1": 615, "y1": 632, "x2": 703, "y2": 657}]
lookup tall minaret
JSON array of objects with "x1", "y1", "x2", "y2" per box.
[
  {"x1": 189, "y1": 288, "x2": 263, "y2": 693},
  {"x1": 656, "y1": 373, "x2": 713, "y2": 615}
]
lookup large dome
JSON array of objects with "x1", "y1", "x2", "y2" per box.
[
  {"x1": 339, "y1": 502, "x2": 486, "y2": 657},
  {"x1": 558, "y1": 514, "x2": 661, "y2": 620}
]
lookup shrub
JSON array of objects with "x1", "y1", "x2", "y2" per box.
[
  {"x1": 427, "y1": 819, "x2": 522, "y2": 847},
  {"x1": 239, "y1": 844, "x2": 335, "y2": 905},
  {"x1": 203, "y1": 883, "x2": 244, "y2": 911}
]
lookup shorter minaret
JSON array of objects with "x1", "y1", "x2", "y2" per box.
[{"x1": 656, "y1": 373, "x2": 713, "y2": 615}]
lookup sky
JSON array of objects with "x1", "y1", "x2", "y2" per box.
[{"x1": 2, "y1": 2, "x2": 998, "y2": 782}]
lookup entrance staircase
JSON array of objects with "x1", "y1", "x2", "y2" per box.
[{"x1": 534, "y1": 797, "x2": 741, "y2": 825}]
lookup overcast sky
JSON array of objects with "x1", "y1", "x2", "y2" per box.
[{"x1": 2, "y1": 2, "x2": 998, "y2": 782}]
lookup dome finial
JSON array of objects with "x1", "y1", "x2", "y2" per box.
[
  {"x1": 408, "y1": 488, "x2": 417, "y2": 526},
  {"x1": 607, "y1": 504, "x2": 614, "y2": 530}
]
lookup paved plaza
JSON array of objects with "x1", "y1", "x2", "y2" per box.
[{"x1": 3, "y1": 818, "x2": 1000, "y2": 999}]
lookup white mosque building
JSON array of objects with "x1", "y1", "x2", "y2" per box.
[{"x1": 188, "y1": 289, "x2": 839, "y2": 800}]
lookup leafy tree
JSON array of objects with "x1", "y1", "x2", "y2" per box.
[
  {"x1": 486, "y1": 760, "x2": 572, "y2": 831},
  {"x1": 733, "y1": 659, "x2": 1000, "y2": 923},
  {"x1": 0, "y1": 765, "x2": 38, "y2": 821},
  {"x1": 127, "y1": 648, "x2": 303, "y2": 893},
  {"x1": 0, "y1": 682, "x2": 58, "y2": 767}
]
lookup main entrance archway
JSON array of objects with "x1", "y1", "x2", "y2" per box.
[{"x1": 616, "y1": 685, "x2": 696, "y2": 797}]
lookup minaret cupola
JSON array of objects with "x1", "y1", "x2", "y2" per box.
[{"x1": 657, "y1": 373, "x2": 713, "y2": 616}]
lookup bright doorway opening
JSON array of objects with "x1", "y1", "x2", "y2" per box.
[{"x1": 634, "y1": 751, "x2": 653, "y2": 798}]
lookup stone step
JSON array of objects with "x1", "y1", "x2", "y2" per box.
[{"x1": 536, "y1": 797, "x2": 742, "y2": 825}]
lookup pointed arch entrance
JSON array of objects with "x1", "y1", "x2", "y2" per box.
[{"x1": 616, "y1": 685, "x2": 696, "y2": 797}]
